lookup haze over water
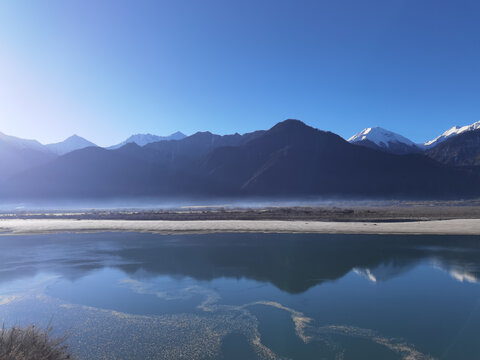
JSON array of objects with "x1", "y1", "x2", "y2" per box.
[{"x1": 0, "y1": 232, "x2": 479, "y2": 359}]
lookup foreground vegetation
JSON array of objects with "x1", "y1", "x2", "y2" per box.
[{"x1": 0, "y1": 325, "x2": 73, "y2": 360}]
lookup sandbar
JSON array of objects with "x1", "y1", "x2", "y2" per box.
[{"x1": 1, "y1": 218, "x2": 480, "y2": 235}]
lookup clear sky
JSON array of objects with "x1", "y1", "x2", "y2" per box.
[{"x1": 1, "y1": 0, "x2": 479, "y2": 146}]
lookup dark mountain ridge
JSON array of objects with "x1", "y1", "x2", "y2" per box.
[
  {"x1": 203, "y1": 120, "x2": 478, "y2": 197},
  {"x1": 1, "y1": 120, "x2": 479, "y2": 200},
  {"x1": 426, "y1": 129, "x2": 480, "y2": 166}
]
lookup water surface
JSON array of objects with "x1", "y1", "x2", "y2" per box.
[{"x1": 0, "y1": 232, "x2": 479, "y2": 359}]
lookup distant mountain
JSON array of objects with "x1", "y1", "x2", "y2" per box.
[
  {"x1": 2, "y1": 120, "x2": 479, "y2": 200},
  {"x1": 109, "y1": 131, "x2": 186, "y2": 149},
  {"x1": 348, "y1": 127, "x2": 422, "y2": 155},
  {"x1": 143, "y1": 130, "x2": 266, "y2": 163},
  {"x1": 425, "y1": 120, "x2": 480, "y2": 147},
  {"x1": 0, "y1": 131, "x2": 46, "y2": 152},
  {"x1": 46, "y1": 134, "x2": 97, "y2": 155},
  {"x1": 0, "y1": 129, "x2": 265, "y2": 198},
  {"x1": 0, "y1": 132, "x2": 56, "y2": 180},
  {"x1": 425, "y1": 128, "x2": 480, "y2": 166}
]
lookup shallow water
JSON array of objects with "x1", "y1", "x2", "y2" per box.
[{"x1": 0, "y1": 232, "x2": 479, "y2": 359}]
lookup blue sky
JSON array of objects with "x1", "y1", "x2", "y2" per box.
[{"x1": 1, "y1": 0, "x2": 479, "y2": 146}]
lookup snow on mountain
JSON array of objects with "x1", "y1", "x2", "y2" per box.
[
  {"x1": 349, "y1": 127, "x2": 416, "y2": 146},
  {"x1": 424, "y1": 120, "x2": 480, "y2": 147},
  {"x1": 109, "y1": 131, "x2": 187, "y2": 149},
  {"x1": 348, "y1": 127, "x2": 421, "y2": 154},
  {"x1": 46, "y1": 134, "x2": 97, "y2": 155},
  {"x1": 353, "y1": 263, "x2": 414, "y2": 283}
]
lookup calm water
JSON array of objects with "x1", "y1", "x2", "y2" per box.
[{"x1": 0, "y1": 232, "x2": 479, "y2": 359}]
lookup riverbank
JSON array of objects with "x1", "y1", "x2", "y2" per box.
[
  {"x1": 3, "y1": 201, "x2": 480, "y2": 222},
  {"x1": 2, "y1": 218, "x2": 480, "y2": 235}
]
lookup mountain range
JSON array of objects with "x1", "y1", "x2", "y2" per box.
[
  {"x1": 424, "y1": 121, "x2": 480, "y2": 147},
  {"x1": 349, "y1": 120, "x2": 480, "y2": 158},
  {"x1": 1, "y1": 119, "x2": 480, "y2": 200}
]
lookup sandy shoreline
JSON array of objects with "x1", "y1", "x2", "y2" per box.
[{"x1": 2, "y1": 218, "x2": 480, "y2": 235}]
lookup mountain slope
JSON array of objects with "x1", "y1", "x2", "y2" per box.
[
  {"x1": 143, "y1": 130, "x2": 266, "y2": 164},
  {"x1": 0, "y1": 145, "x2": 210, "y2": 198},
  {"x1": 109, "y1": 132, "x2": 187, "y2": 149},
  {"x1": 425, "y1": 120, "x2": 480, "y2": 147},
  {"x1": 426, "y1": 128, "x2": 480, "y2": 166},
  {"x1": 0, "y1": 132, "x2": 46, "y2": 152},
  {"x1": 202, "y1": 120, "x2": 478, "y2": 197},
  {"x1": 46, "y1": 135, "x2": 97, "y2": 155},
  {"x1": 1, "y1": 130, "x2": 264, "y2": 198},
  {"x1": 348, "y1": 127, "x2": 422, "y2": 154},
  {"x1": 0, "y1": 132, "x2": 56, "y2": 179}
]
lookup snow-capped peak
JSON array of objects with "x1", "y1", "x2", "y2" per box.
[
  {"x1": 348, "y1": 127, "x2": 416, "y2": 147},
  {"x1": 425, "y1": 120, "x2": 480, "y2": 147}
]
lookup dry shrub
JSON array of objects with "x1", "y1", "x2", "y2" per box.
[{"x1": 0, "y1": 324, "x2": 74, "y2": 360}]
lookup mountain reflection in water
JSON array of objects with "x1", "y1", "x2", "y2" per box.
[{"x1": 0, "y1": 232, "x2": 479, "y2": 292}]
